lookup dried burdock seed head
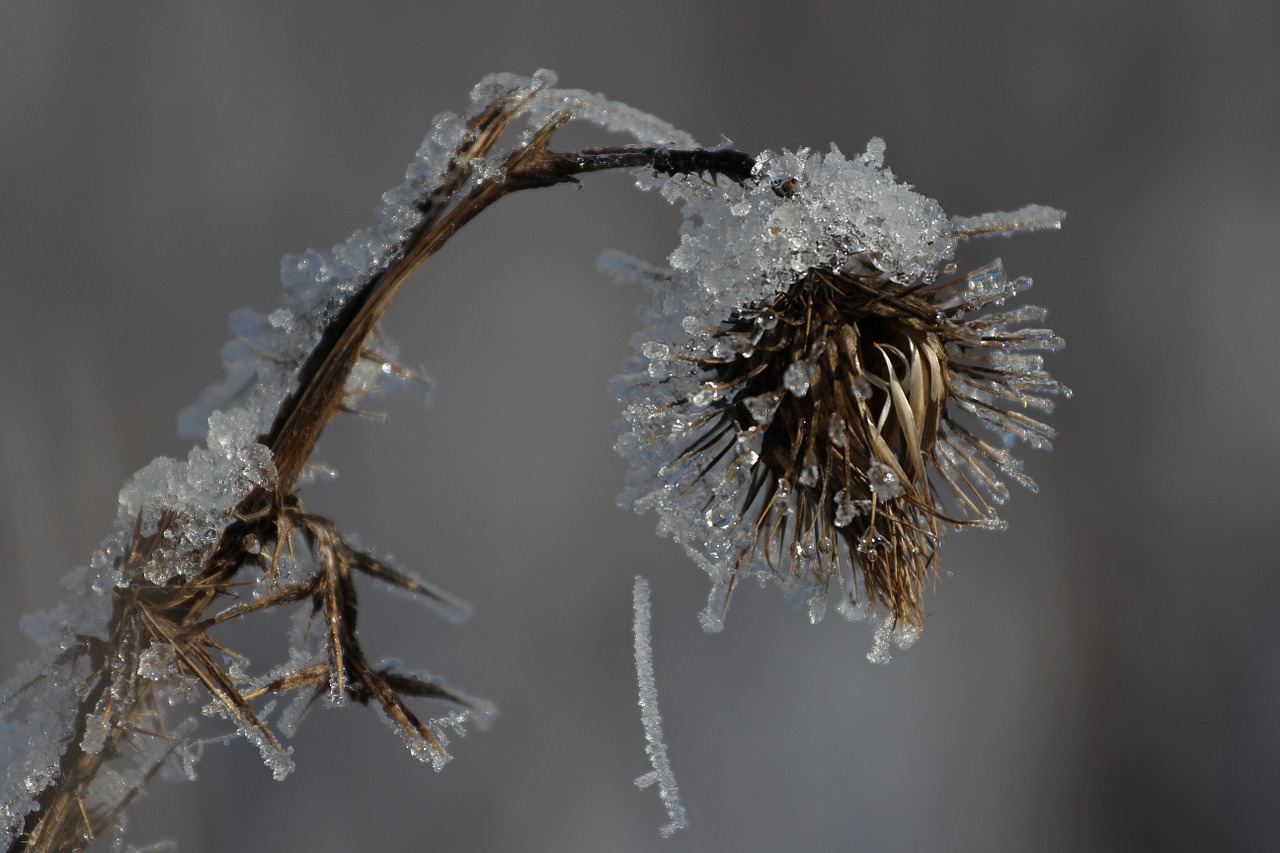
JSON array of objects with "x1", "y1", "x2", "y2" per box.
[{"x1": 609, "y1": 140, "x2": 1067, "y2": 660}]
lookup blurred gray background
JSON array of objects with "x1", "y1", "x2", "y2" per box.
[{"x1": 1, "y1": 2, "x2": 1276, "y2": 851}]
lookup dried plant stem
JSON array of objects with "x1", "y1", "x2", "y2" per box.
[{"x1": 10, "y1": 85, "x2": 755, "y2": 852}]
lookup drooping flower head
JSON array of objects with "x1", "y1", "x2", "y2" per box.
[{"x1": 607, "y1": 141, "x2": 1067, "y2": 660}]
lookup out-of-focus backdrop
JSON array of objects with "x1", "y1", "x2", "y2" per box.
[{"x1": 2, "y1": 3, "x2": 1276, "y2": 851}]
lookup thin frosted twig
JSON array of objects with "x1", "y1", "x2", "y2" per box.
[{"x1": 631, "y1": 576, "x2": 688, "y2": 838}]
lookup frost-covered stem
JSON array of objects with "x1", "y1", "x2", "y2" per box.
[
  {"x1": 631, "y1": 576, "x2": 687, "y2": 837},
  {"x1": 263, "y1": 133, "x2": 754, "y2": 492},
  {"x1": 10, "y1": 93, "x2": 754, "y2": 851}
]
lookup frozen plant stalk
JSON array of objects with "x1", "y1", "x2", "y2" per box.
[
  {"x1": 0, "y1": 70, "x2": 764, "y2": 852},
  {"x1": 1, "y1": 68, "x2": 1065, "y2": 851},
  {"x1": 632, "y1": 576, "x2": 688, "y2": 837}
]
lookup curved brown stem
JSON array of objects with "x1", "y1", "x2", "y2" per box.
[{"x1": 9, "y1": 84, "x2": 756, "y2": 852}]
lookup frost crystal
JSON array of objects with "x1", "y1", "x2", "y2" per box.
[{"x1": 783, "y1": 361, "x2": 813, "y2": 397}]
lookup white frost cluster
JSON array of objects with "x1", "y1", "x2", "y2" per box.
[
  {"x1": 631, "y1": 576, "x2": 688, "y2": 837},
  {"x1": 629, "y1": 138, "x2": 954, "y2": 340}
]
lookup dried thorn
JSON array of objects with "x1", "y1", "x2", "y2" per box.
[
  {"x1": 207, "y1": 580, "x2": 315, "y2": 626},
  {"x1": 76, "y1": 796, "x2": 94, "y2": 846},
  {"x1": 336, "y1": 402, "x2": 388, "y2": 422},
  {"x1": 347, "y1": 549, "x2": 469, "y2": 618},
  {"x1": 350, "y1": 659, "x2": 444, "y2": 756},
  {"x1": 375, "y1": 669, "x2": 477, "y2": 710},
  {"x1": 168, "y1": 641, "x2": 289, "y2": 767},
  {"x1": 242, "y1": 664, "x2": 330, "y2": 702}
]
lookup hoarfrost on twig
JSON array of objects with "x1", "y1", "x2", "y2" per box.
[{"x1": 631, "y1": 576, "x2": 688, "y2": 837}]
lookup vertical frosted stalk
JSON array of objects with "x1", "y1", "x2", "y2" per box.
[{"x1": 632, "y1": 576, "x2": 688, "y2": 837}]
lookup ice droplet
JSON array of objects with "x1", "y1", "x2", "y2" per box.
[
  {"x1": 705, "y1": 499, "x2": 738, "y2": 528},
  {"x1": 773, "y1": 478, "x2": 794, "y2": 515},
  {"x1": 833, "y1": 490, "x2": 857, "y2": 527},
  {"x1": 828, "y1": 418, "x2": 848, "y2": 448},
  {"x1": 868, "y1": 460, "x2": 904, "y2": 500},
  {"x1": 857, "y1": 529, "x2": 890, "y2": 562},
  {"x1": 743, "y1": 392, "x2": 781, "y2": 425},
  {"x1": 979, "y1": 512, "x2": 1009, "y2": 532},
  {"x1": 783, "y1": 361, "x2": 813, "y2": 397},
  {"x1": 689, "y1": 384, "x2": 716, "y2": 408},
  {"x1": 137, "y1": 643, "x2": 176, "y2": 681},
  {"x1": 710, "y1": 338, "x2": 741, "y2": 360},
  {"x1": 791, "y1": 540, "x2": 817, "y2": 562}
]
